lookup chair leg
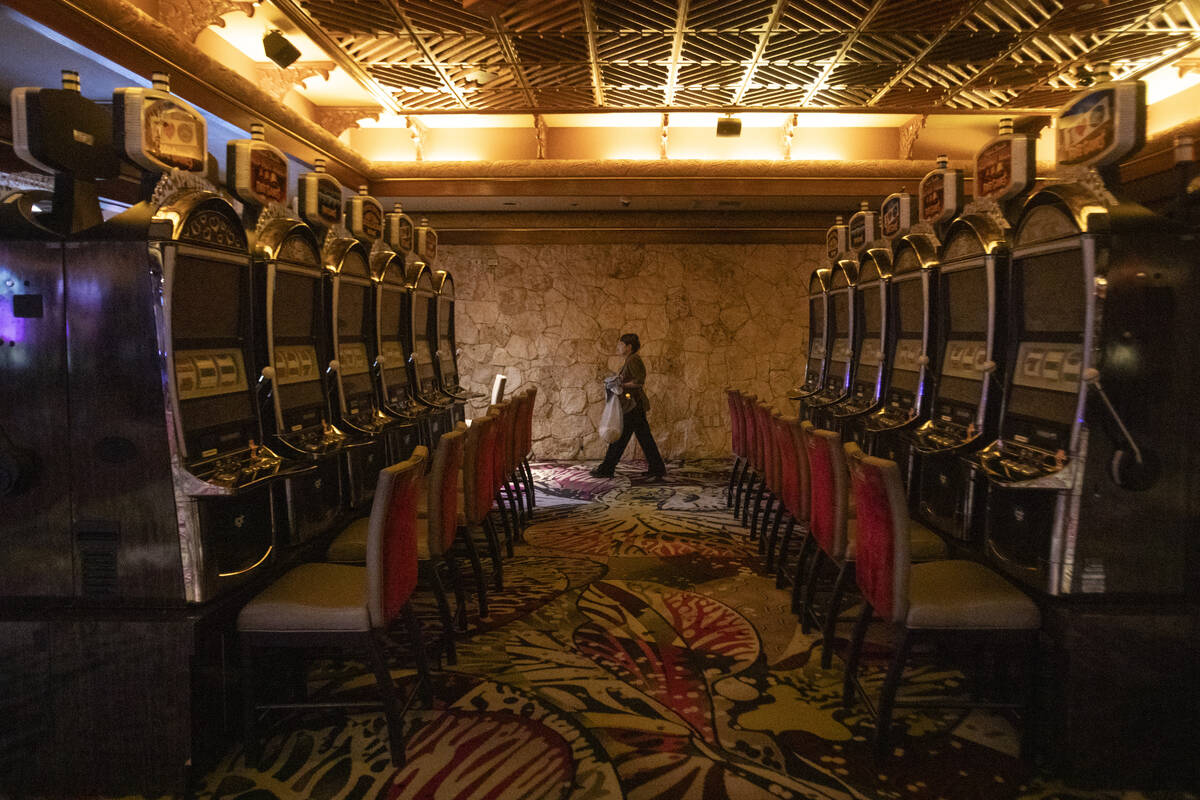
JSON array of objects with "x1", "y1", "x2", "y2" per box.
[
  {"x1": 401, "y1": 603, "x2": 434, "y2": 707},
  {"x1": 732, "y1": 461, "x2": 747, "y2": 517},
  {"x1": 821, "y1": 562, "x2": 853, "y2": 669},
  {"x1": 240, "y1": 641, "x2": 261, "y2": 764},
  {"x1": 726, "y1": 457, "x2": 742, "y2": 508},
  {"x1": 749, "y1": 482, "x2": 768, "y2": 538},
  {"x1": 480, "y1": 516, "x2": 505, "y2": 592},
  {"x1": 457, "y1": 527, "x2": 489, "y2": 618},
  {"x1": 508, "y1": 475, "x2": 527, "y2": 527},
  {"x1": 444, "y1": 554, "x2": 469, "y2": 632},
  {"x1": 365, "y1": 629, "x2": 407, "y2": 767},
  {"x1": 843, "y1": 601, "x2": 874, "y2": 710},
  {"x1": 740, "y1": 471, "x2": 757, "y2": 522},
  {"x1": 765, "y1": 506, "x2": 786, "y2": 568},
  {"x1": 774, "y1": 519, "x2": 797, "y2": 585},
  {"x1": 874, "y1": 627, "x2": 914, "y2": 758},
  {"x1": 494, "y1": 492, "x2": 516, "y2": 557},
  {"x1": 800, "y1": 551, "x2": 827, "y2": 633},
  {"x1": 522, "y1": 458, "x2": 536, "y2": 511},
  {"x1": 755, "y1": 494, "x2": 775, "y2": 548},
  {"x1": 424, "y1": 560, "x2": 456, "y2": 665},
  {"x1": 789, "y1": 536, "x2": 814, "y2": 608}
]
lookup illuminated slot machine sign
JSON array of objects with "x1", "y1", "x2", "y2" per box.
[
  {"x1": 918, "y1": 155, "x2": 963, "y2": 236},
  {"x1": 405, "y1": 260, "x2": 454, "y2": 442},
  {"x1": 434, "y1": 269, "x2": 470, "y2": 425},
  {"x1": 1, "y1": 71, "x2": 120, "y2": 602},
  {"x1": 792, "y1": 268, "x2": 832, "y2": 402},
  {"x1": 982, "y1": 79, "x2": 1194, "y2": 598},
  {"x1": 803, "y1": 258, "x2": 860, "y2": 423},
  {"x1": 829, "y1": 203, "x2": 887, "y2": 439}
]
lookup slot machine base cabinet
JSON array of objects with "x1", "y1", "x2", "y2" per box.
[
  {"x1": 1034, "y1": 600, "x2": 1199, "y2": 789},
  {"x1": 0, "y1": 588, "x2": 258, "y2": 797},
  {"x1": 914, "y1": 453, "x2": 988, "y2": 551}
]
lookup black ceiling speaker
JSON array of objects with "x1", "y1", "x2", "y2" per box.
[
  {"x1": 263, "y1": 29, "x2": 302, "y2": 69},
  {"x1": 716, "y1": 116, "x2": 742, "y2": 137}
]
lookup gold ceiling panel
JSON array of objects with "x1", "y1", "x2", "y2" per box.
[{"x1": 276, "y1": 0, "x2": 1200, "y2": 114}]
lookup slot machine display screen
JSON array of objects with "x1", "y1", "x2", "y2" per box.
[
  {"x1": 809, "y1": 299, "x2": 824, "y2": 343},
  {"x1": 273, "y1": 272, "x2": 317, "y2": 340},
  {"x1": 896, "y1": 279, "x2": 924, "y2": 337},
  {"x1": 438, "y1": 297, "x2": 451, "y2": 339},
  {"x1": 945, "y1": 268, "x2": 988, "y2": 336},
  {"x1": 831, "y1": 293, "x2": 848, "y2": 339},
  {"x1": 413, "y1": 295, "x2": 431, "y2": 361},
  {"x1": 379, "y1": 291, "x2": 402, "y2": 340},
  {"x1": 173, "y1": 256, "x2": 243, "y2": 340},
  {"x1": 1020, "y1": 251, "x2": 1086, "y2": 335},
  {"x1": 863, "y1": 285, "x2": 882, "y2": 337},
  {"x1": 338, "y1": 282, "x2": 368, "y2": 339}
]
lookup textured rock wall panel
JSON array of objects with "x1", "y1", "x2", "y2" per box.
[{"x1": 442, "y1": 243, "x2": 821, "y2": 461}]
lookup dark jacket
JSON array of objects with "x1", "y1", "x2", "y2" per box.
[{"x1": 618, "y1": 353, "x2": 650, "y2": 413}]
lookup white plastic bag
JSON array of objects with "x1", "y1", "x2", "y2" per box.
[{"x1": 598, "y1": 393, "x2": 623, "y2": 443}]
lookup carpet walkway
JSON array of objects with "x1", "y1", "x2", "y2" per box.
[{"x1": 194, "y1": 460, "x2": 1195, "y2": 800}]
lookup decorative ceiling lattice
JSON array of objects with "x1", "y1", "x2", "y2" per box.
[{"x1": 282, "y1": 0, "x2": 1200, "y2": 114}]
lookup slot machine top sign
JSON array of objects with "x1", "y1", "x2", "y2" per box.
[
  {"x1": 298, "y1": 158, "x2": 343, "y2": 229},
  {"x1": 114, "y1": 73, "x2": 207, "y2": 174},
  {"x1": 920, "y1": 156, "x2": 963, "y2": 226},
  {"x1": 1055, "y1": 79, "x2": 1146, "y2": 168},
  {"x1": 880, "y1": 192, "x2": 914, "y2": 240},
  {"x1": 975, "y1": 118, "x2": 1036, "y2": 202},
  {"x1": 346, "y1": 186, "x2": 383, "y2": 244},
  {"x1": 826, "y1": 217, "x2": 848, "y2": 261},
  {"x1": 227, "y1": 122, "x2": 288, "y2": 208},
  {"x1": 10, "y1": 70, "x2": 120, "y2": 181},
  {"x1": 385, "y1": 204, "x2": 415, "y2": 255},
  {"x1": 415, "y1": 218, "x2": 438, "y2": 263},
  {"x1": 849, "y1": 201, "x2": 878, "y2": 252}
]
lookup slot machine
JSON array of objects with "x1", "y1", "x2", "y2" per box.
[
  {"x1": 862, "y1": 216, "x2": 940, "y2": 495},
  {"x1": 790, "y1": 267, "x2": 832, "y2": 403},
  {"x1": 251, "y1": 156, "x2": 353, "y2": 544},
  {"x1": 803, "y1": 253, "x2": 860, "y2": 425},
  {"x1": 370, "y1": 203, "x2": 432, "y2": 448},
  {"x1": 405, "y1": 219, "x2": 454, "y2": 442},
  {"x1": 433, "y1": 268, "x2": 470, "y2": 425},
  {"x1": 978, "y1": 78, "x2": 1199, "y2": 785},
  {"x1": 828, "y1": 201, "x2": 889, "y2": 442},
  {"x1": 325, "y1": 186, "x2": 397, "y2": 509}
]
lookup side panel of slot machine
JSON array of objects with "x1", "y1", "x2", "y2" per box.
[
  {"x1": 791, "y1": 267, "x2": 831, "y2": 403},
  {"x1": 405, "y1": 259, "x2": 452, "y2": 443},
  {"x1": 434, "y1": 269, "x2": 468, "y2": 424},
  {"x1": 808, "y1": 259, "x2": 860, "y2": 426},
  {"x1": 0, "y1": 197, "x2": 74, "y2": 597}
]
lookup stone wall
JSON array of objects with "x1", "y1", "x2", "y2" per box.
[{"x1": 441, "y1": 243, "x2": 821, "y2": 461}]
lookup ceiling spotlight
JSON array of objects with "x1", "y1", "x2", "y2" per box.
[
  {"x1": 716, "y1": 114, "x2": 742, "y2": 138},
  {"x1": 263, "y1": 29, "x2": 301, "y2": 69}
]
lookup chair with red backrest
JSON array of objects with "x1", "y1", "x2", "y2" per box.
[
  {"x1": 841, "y1": 442, "x2": 1040, "y2": 756},
  {"x1": 737, "y1": 394, "x2": 759, "y2": 522},
  {"x1": 726, "y1": 389, "x2": 746, "y2": 510},
  {"x1": 773, "y1": 417, "x2": 812, "y2": 585},
  {"x1": 798, "y1": 429, "x2": 945, "y2": 668},
  {"x1": 460, "y1": 412, "x2": 504, "y2": 593},
  {"x1": 488, "y1": 399, "x2": 519, "y2": 555},
  {"x1": 238, "y1": 448, "x2": 429, "y2": 766},
  {"x1": 750, "y1": 403, "x2": 781, "y2": 546},
  {"x1": 517, "y1": 386, "x2": 538, "y2": 514},
  {"x1": 509, "y1": 388, "x2": 532, "y2": 526},
  {"x1": 764, "y1": 411, "x2": 802, "y2": 571}
]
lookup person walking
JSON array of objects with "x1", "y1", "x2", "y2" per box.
[{"x1": 590, "y1": 333, "x2": 667, "y2": 481}]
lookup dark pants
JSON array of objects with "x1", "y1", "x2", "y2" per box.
[{"x1": 598, "y1": 405, "x2": 666, "y2": 475}]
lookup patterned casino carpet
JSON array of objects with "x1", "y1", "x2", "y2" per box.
[{"x1": 192, "y1": 460, "x2": 1196, "y2": 800}]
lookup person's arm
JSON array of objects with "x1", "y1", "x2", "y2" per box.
[{"x1": 623, "y1": 356, "x2": 647, "y2": 389}]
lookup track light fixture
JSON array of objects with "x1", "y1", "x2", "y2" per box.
[
  {"x1": 716, "y1": 113, "x2": 742, "y2": 138},
  {"x1": 263, "y1": 29, "x2": 301, "y2": 69}
]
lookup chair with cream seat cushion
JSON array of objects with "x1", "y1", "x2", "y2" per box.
[
  {"x1": 238, "y1": 448, "x2": 428, "y2": 766},
  {"x1": 841, "y1": 443, "x2": 1040, "y2": 756}
]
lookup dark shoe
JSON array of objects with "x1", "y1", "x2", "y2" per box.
[
  {"x1": 589, "y1": 467, "x2": 614, "y2": 478},
  {"x1": 633, "y1": 471, "x2": 667, "y2": 484}
]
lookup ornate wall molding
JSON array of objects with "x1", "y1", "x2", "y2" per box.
[
  {"x1": 314, "y1": 107, "x2": 381, "y2": 137},
  {"x1": 253, "y1": 62, "x2": 333, "y2": 102},
  {"x1": 899, "y1": 114, "x2": 927, "y2": 160},
  {"x1": 158, "y1": 0, "x2": 256, "y2": 44}
]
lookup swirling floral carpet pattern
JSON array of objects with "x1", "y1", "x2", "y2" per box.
[{"x1": 193, "y1": 460, "x2": 1194, "y2": 800}]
